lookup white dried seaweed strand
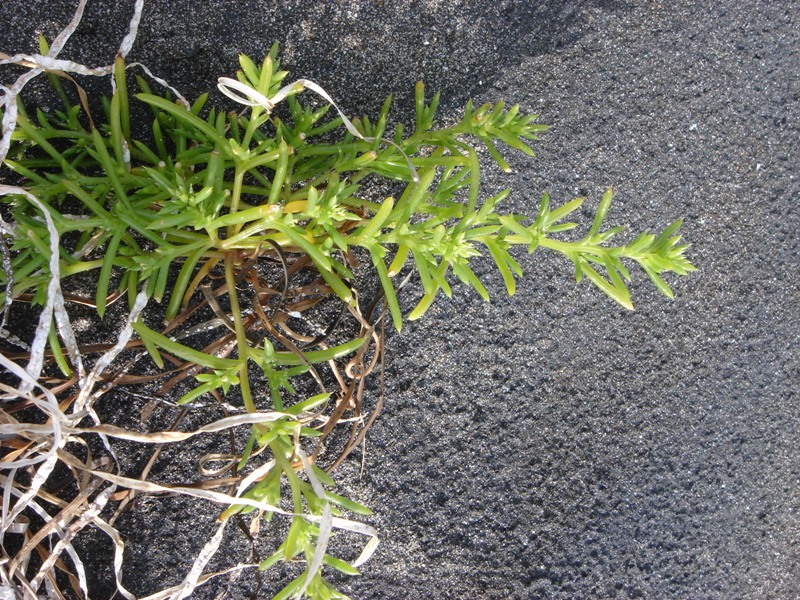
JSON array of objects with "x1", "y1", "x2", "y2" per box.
[
  {"x1": 169, "y1": 520, "x2": 228, "y2": 600},
  {"x1": 0, "y1": 186, "x2": 69, "y2": 393},
  {"x1": 217, "y1": 76, "x2": 419, "y2": 182},
  {"x1": 295, "y1": 449, "x2": 334, "y2": 599},
  {"x1": 73, "y1": 290, "x2": 148, "y2": 414},
  {"x1": 29, "y1": 485, "x2": 114, "y2": 593}
]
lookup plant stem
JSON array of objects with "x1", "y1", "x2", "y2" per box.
[
  {"x1": 224, "y1": 252, "x2": 256, "y2": 412},
  {"x1": 272, "y1": 441, "x2": 304, "y2": 514},
  {"x1": 538, "y1": 237, "x2": 609, "y2": 259},
  {"x1": 241, "y1": 107, "x2": 264, "y2": 150},
  {"x1": 228, "y1": 165, "x2": 246, "y2": 237}
]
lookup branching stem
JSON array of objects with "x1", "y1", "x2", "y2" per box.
[
  {"x1": 229, "y1": 166, "x2": 246, "y2": 237},
  {"x1": 224, "y1": 252, "x2": 255, "y2": 412}
]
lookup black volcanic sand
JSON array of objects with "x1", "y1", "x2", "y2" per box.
[{"x1": 1, "y1": 1, "x2": 798, "y2": 598}]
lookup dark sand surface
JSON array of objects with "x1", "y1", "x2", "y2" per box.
[{"x1": 1, "y1": 1, "x2": 798, "y2": 598}]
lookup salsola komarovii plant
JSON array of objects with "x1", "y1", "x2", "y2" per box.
[{"x1": 0, "y1": 3, "x2": 694, "y2": 598}]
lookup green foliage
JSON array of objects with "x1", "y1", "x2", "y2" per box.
[
  {"x1": 498, "y1": 188, "x2": 696, "y2": 309},
  {"x1": 0, "y1": 44, "x2": 694, "y2": 599}
]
